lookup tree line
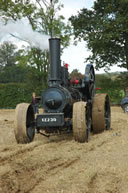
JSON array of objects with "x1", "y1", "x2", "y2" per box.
[
  {"x1": 0, "y1": 0, "x2": 128, "y2": 107},
  {"x1": 0, "y1": 41, "x2": 126, "y2": 107}
]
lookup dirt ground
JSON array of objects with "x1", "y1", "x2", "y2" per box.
[{"x1": 0, "y1": 107, "x2": 128, "y2": 193}]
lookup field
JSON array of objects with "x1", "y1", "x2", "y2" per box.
[{"x1": 0, "y1": 107, "x2": 128, "y2": 193}]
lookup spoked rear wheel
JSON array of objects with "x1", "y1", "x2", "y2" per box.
[
  {"x1": 14, "y1": 103, "x2": 35, "y2": 144},
  {"x1": 92, "y1": 94, "x2": 111, "y2": 134},
  {"x1": 73, "y1": 101, "x2": 91, "y2": 143}
]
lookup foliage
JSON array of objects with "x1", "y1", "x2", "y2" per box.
[
  {"x1": 0, "y1": 65, "x2": 29, "y2": 83},
  {"x1": 0, "y1": 0, "x2": 35, "y2": 21},
  {"x1": 27, "y1": 48, "x2": 49, "y2": 85},
  {"x1": 0, "y1": 41, "x2": 31, "y2": 83},
  {"x1": 69, "y1": 69, "x2": 84, "y2": 80},
  {"x1": 0, "y1": 0, "x2": 71, "y2": 90},
  {"x1": 0, "y1": 82, "x2": 44, "y2": 108},
  {"x1": 0, "y1": 41, "x2": 19, "y2": 69},
  {"x1": 32, "y1": 0, "x2": 71, "y2": 48},
  {"x1": 26, "y1": 67, "x2": 47, "y2": 93},
  {"x1": 0, "y1": 83, "x2": 30, "y2": 108},
  {"x1": 95, "y1": 74, "x2": 125, "y2": 104},
  {"x1": 116, "y1": 72, "x2": 128, "y2": 90},
  {"x1": 69, "y1": 0, "x2": 128, "y2": 70},
  {"x1": 18, "y1": 47, "x2": 49, "y2": 89},
  {"x1": 0, "y1": 0, "x2": 72, "y2": 108},
  {"x1": 0, "y1": 72, "x2": 126, "y2": 108},
  {"x1": 0, "y1": 0, "x2": 71, "y2": 49}
]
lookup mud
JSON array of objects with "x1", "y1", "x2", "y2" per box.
[{"x1": 0, "y1": 107, "x2": 128, "y2": 193}]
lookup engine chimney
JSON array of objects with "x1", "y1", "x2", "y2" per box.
[{"x1": 49, "y1": 38, "x2": 61, "y2": 86}]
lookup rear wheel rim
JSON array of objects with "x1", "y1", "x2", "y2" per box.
[
  {"x1": 26, "y1": 105, "x2": 35, "y2": 141},
  {"x1": 105, "y1": 95, "x2": 111, "y2": 130}
]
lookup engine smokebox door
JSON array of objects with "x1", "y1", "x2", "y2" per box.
[{"x1": 36, "y1": 113, "x2": 64, "y2": 127}]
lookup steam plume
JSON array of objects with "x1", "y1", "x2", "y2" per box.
[{"x1": 0, "y1": 19, "x2": 49, "y2": 50}]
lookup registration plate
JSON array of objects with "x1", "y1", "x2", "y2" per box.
[
  {"x1": 42, "y1": 117, "x2": 57, "y2": 122},
  {"x1": 37, "y1": 113, "x2": 64, "y2": 127}
]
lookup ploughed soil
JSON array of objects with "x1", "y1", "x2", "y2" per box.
[{"x1": 0, "y1": 107, "x2": 128, "y2": 193}]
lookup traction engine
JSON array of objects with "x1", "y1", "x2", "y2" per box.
[{"x1": 14, "y1": 38, "x2": 111, "y2": 143}]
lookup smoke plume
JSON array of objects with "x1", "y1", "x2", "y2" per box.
[{"x1": 0, "y1": 19, "x2": 49, "y2": 50}]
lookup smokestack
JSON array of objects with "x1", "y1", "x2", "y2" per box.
[{"x1": 49, "y1": 38, "x2": 61, "y2": 85}]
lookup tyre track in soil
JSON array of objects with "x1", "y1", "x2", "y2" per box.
[
  {"x1": 0, "y1": 132, "x2": 114, "y2": 193},
  {"x1": 0, "y1": 107, "x2": 128, "y2": 193},
  {"x1": 0, "y1": 137, "x2": 81, "y2": 193}
]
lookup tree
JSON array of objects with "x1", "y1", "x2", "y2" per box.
[
  {"x1": 69, "y1": 0, "x2": 128, "y2": 70},
  {"x1": 0, "y1": 0, "x2": 71, "y2": 89},
  {"x1": 0, "y1": 65, "x2": 29, "y2": 83},
  {"x1": 0, "y1": 42, "x2": 30, "y2": 83},
  {"x1": 70, "y1": 69, "x2": 84, "y2": 80},
  {"x1": 0, "y1": 0, "x2": 71, "y2": 48},
  {"x1": 0, "y1": 41, "x2": 19, "y2": 69},
  {"x1": 116, "y1": 72, "x2": 128, "y2": 90},
  {"x1": 95, "y1": 73, "x2": 125, "y2": 104},
  {"x1": 25, "y1": 47, "x2": 49, "y2": 89},
  {"x1": 0, "y1": 0, "x2": 35, "y2": 22}
]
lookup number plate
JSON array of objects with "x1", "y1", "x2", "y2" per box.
[
  {"x1": 42, "y1": 117, "x2": 57, "y2": 122},
  {"x1": 37, "y1": 113, "x2": 64, "y2": 127}
]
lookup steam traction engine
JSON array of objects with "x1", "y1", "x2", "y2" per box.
[{"x1": 14, "y1": 38, "x2": 111, "y2": 143}]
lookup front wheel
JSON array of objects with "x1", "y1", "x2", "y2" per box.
[
  {"x1": 14, "y1": 103, "x2": 35, "y2": 144},
  {"x1": 73, "y1": 101, "x2": 91, "y2": 143}
]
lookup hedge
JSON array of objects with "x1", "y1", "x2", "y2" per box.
[
  {"x1": 95, "y1": 75, "x2": 125, "y2": 104},
  {"x1": 0, "y1": 79, "x2": 125, "y2": 108},
  {"x1": 0, "y1": 83, "x2": 41, "y2": 108}
]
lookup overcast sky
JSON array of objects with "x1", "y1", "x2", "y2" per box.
[
  {"x1": 61, "y1": 0, "x2": 94, "y2": 73},
  {"x1": 61, "y1": 0, "x2": 94, "y2": 19},
  {"x1": 61, "y1": 0, "x2": 126, "y2": 74}
]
